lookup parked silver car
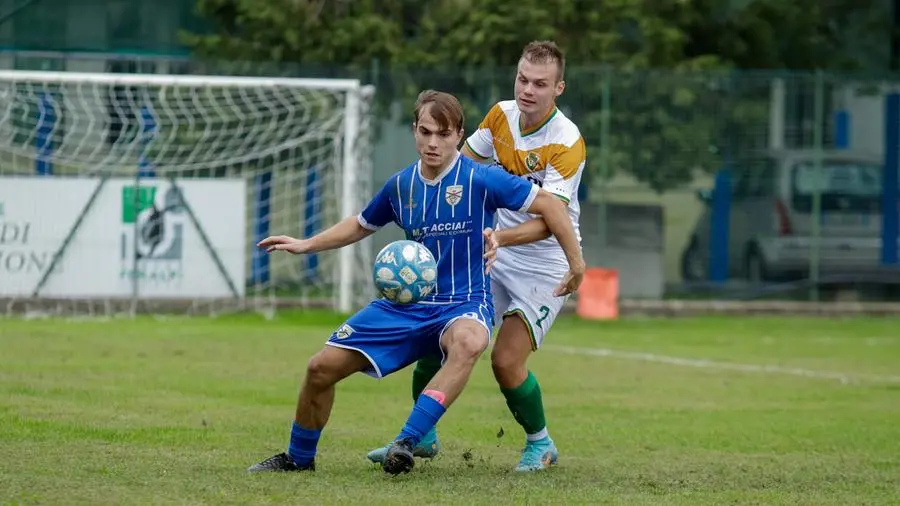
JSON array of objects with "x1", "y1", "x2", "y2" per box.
[{"x1": 681, "y1": 149, "x2": 891, "y2": 282}]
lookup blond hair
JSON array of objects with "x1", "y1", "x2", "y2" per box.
[{"x1": 520, "y1": 40, "x2": 565, "y2": 82}]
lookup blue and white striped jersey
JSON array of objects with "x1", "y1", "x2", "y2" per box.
[{"x1": 358, "y1": 152, "x2": 539, "y2": 304}]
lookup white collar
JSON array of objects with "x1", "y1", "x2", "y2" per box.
[{"x1": 417, "y1": 151, "x2": 461, "y2": 186}]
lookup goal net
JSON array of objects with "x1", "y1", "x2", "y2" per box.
[{"x1": 0, "y1": 70, "x2": 376, "y2": 316}]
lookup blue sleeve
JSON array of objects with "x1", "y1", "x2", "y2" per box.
[
  {"x1": 358, "y1": 178, "x2": 396, "y2": 230},
  {"x1": 481, "y1": 164, "x2": 540, "y2": 213}
]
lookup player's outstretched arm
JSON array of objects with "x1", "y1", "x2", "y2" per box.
[
  {"x1": 525, "y1": 190, "x2": 585, "y2": 295},
  {"x1": 482, "y1": 209, "x2": 568, "y2": 272},
  {"x1": 482, "y1": 217, "x2": 553, "y2": 272},
  {"x1": 258, "y1": 216, "x2": 374, "y2": 254},
  {"x1": 494, "y1": 217, "x2": 553, "y2": 247}
]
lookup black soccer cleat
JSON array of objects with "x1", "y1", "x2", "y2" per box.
[
  {"x1": 246, "y1": 452, "x2": 315, "y2": 473},
  {"x1": 382, "y1": 438, "x2": 416, "y2": 475}
]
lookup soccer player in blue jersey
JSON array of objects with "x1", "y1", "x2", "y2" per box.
[
  {"x1": 246, "y1": 90, "x2": 585, "y2": 475},
  {"x1": 368, "y1": 40, "x2": 584, "y2": 473}
]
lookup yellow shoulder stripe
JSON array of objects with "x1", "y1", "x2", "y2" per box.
[
  {"x1": 479, "y1": 103, "x2": 504, "y2": 131},
  {"x1": 551, "y1": 137, "x2": 586, "y2": 179}
]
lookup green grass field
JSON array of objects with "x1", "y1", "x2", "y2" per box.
[{"x1": 2, "y1": 312, "x2": 899, "y2": 505}]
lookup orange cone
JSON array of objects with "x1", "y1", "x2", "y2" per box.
[{"x1": 576, "y1": 268, "x2": 619, "y2": 320}]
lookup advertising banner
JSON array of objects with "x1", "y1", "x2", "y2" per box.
[{"x1": 0, "y1": 177, "x2": 246, "y2": 298}]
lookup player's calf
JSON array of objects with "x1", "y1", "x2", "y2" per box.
[
  {"x1": 379, "y1": 314, "x2": 490, "y2": 474},
  {"x1": 430, "y1": 318, "x2": 490, "y2": 404},
  {"x1": 246, "y1": 346, "x2": 367, "y2": 473},
  {"x1": 489, "y1": 325, "x2": 533, "y2": 388},
  {"x1": 492, "y1": 312, "x2": 558, "y2": 471}
]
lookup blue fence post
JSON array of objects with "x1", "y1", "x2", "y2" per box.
[
  {"x1": 834, "y1": 109, "x2": 850, "y2": 149},
  {"x1": 709, "y1": 168, "x2": 732, "y2": 282},
  {"x1": 304, "y1": 167, "x2": 320, "y2": 282},
  {"x1": 35, "y1": 92, "x2": 55, "y2": 175},
  {"x1": 138, "y1": 104, "x2": 157, "y2": 178},
  {"x1": 882, "y1": 93, "x2": 899, "y2": 266},
  {"x1": 251, "y1": 171, "x2": 272, "y2": 286}
]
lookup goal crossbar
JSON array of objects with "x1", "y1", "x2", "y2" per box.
[{"x1": 0, "y1": 70, "x2": 363, "y2": 91}]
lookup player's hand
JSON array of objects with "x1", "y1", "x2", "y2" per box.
[
  {"x1": 257, "y1": 235, "x2": 310, "y2": 254},
  {"x1": 482, "y1": 227, "x2": 500, "y2": 274},
  {"x1": 553, "y1": 262, "x2": 585, "y2": 297}
]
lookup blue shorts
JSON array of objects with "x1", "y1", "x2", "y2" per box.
[{"x1": 326, "y1": 299, "x2": 493, "y2": 378}]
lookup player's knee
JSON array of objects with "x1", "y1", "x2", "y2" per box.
[
  {"x1": 490, "y1": 346, "x2": 525, "y2": 376},
  {"x1": 446, "y1": 329, "x2": 487, "y2": 364},
  {"x1": 305, "y1": 350, "x2": 340, "y2": 387}
]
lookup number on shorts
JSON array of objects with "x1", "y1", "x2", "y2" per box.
[{"x1": 535, "y1": 305, "x2": 550, "y2": 328}]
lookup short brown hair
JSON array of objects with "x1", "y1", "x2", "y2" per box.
[
  {"x1": 414, "y1": 90, "x2": 464, "y2": 132},
  {"x1": 520, "y1": 40, "x2": 565, "y2": 81}
]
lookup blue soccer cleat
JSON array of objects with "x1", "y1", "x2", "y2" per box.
[
  {"x1": 515, "y1": 437, "x2": 559, "y2": 472},
  {"x1": 366, "y1": 427, "x2": 440, "y2": 464}
]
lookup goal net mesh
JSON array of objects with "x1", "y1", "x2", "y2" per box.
[{"x1": 0, "y1": 71, "x2": 376, "y2": 316}]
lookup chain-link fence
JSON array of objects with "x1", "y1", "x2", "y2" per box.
[{"x1": 1, "y1": 49, "x2": 899, "y2": 304}]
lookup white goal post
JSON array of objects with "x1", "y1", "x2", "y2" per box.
[{"x1": 0, "y1": 69, "x2": 375, "y2": 315}]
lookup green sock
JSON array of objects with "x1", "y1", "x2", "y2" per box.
[
  {"x1": 411, "y1": 355, "x2": 442, "y2": 401},
  {"x1": 501, "y1": 371, "x2": 548, "y2": 437}
]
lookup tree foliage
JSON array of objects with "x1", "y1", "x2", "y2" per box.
[{"x1": 184, "y1": 0, "x2": 892, "y2": 192}]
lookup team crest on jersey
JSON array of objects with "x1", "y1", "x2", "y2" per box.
[
  {"x1": 333, "y1": 324, "x2": 354, "y2": 340},
  {"x1": 525, "y1": 151, "x2": 541, "y2": 171},
  {"x1": 445, "y1": 184, "x2": 463, "y2": 206}
]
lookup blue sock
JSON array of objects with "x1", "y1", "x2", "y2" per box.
[
  {"x1": 288, "y1": 421, "x2": 321, "y2": 466},
  {"x1": 397, "y1": 393, "x2": 446, "y2": 447}
]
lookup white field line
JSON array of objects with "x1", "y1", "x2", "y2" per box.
[{"x1": 544, "y1": 344, "x2": 900, "y2": 385}]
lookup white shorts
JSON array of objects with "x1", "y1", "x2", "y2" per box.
[{"x1": 490, "y1": 249, "x2": 569, "y2": 350}]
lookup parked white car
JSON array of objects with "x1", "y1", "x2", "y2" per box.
[{"x1": 681, "y1": 149, "x2": 892, "y2": 282}]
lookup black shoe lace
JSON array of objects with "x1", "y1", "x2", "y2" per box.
[
  {"x1": 394, "y1": 437, "x2": 416, "y2": 450},
  {"x1": 262, "y1": 453, "x2": 290, "y2": 468}
]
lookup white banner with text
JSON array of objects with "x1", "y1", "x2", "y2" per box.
[{"x1": 0, "y1": 177, "x2": 246, "y2": 298}]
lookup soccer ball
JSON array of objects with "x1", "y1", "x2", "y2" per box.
[{"x1": 373, "y1": 240, "x2": 437, "y2": 304}]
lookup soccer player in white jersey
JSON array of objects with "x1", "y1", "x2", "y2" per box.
[
  {"x1": 247, "y1": 90, "x2": 585, "y2": 475},
  {"x1": 368, "y1": 41, "x2": 585, "y2": 472}
]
